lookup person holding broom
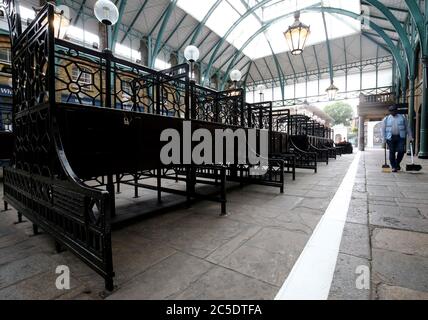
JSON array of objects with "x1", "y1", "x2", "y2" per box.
[{"x1": 381, "y1": 105, "x2": 413, "y2": 173}]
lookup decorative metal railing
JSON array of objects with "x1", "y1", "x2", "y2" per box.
[
  {"x1": 359, "y1": 91, "x2": 396, "y2": 104},
  {"x1": 271, "y1": 86, "x2": 394, "y2": 107},
  {"x1": 1, "y1": 1, "x2": 287, "y2": 292}
]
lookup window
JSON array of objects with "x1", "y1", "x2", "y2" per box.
[
  {"x1": 121, "y1": 80, "x2": 132, "y2": 95},
  {"x1": 0, "y1": 47, "x2": 11, "y2": 63},
  {"x1": 114, "y1": 43, "x2": 141, "y2": 63},
  {"x1": 71, "y1": 65, "x2": 93, "y2": 89}
]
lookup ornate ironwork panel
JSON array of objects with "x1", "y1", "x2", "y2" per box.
[{"x1": 1, "y1": 0, "x2": 22, "y2": 47}]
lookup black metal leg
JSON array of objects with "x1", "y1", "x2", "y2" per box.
[
  {"x1": 15, "y1": 211, "x2": 24, "y2": 224},
  {"x1": 32, "y1": 224, "x2": 39, "y2": 236},
  {"x1": 134, "y1": 174, "x2": 139, "y2": 198},
  {"x1": 292, "y1": 158, "x2": 296, "y2": 181},
  {"x1": 220, "y1": 168, "x2": 227, "y2": 216},
  {"x1": 105, "y1": 277, "x2": 114, "y2": 292},
  {"x1": 280, "y1": 162, "x2": 285, "y2": 194},
  {"x1": 157, "y1": 169, "x2": 162, "y2": 203},
  {"x1": 3, "y1": 201, "x2": 8, "y2": 212},
  {"x1": 107, "y1": 175, "x2": 116, "y2": 218},
  {"x1": 186, "y1": 166, "x2": 192, "y2": 208},
  {"x1": 116, "y1": 174, "x2": 121, "y2": 194},
  {"x1": 55, "y1": 240, "x2": 65, "y2": 254}
]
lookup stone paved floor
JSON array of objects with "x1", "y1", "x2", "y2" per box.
[
  {"x1": 329, "y1": 149, "x2": 428, "y2": 300},
  {"x1": 1, "y1": 149, "x2": 427, "y2": 300},
  {"x1": 0, "y1": 155, "x2": 352, "y2": 300}
]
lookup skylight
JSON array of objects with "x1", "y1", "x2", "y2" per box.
[
  {"x1": 19, "y1": 5, "x2": 36, "y2": 20},
  {"x1": 176, "y1": 0, "x2": 361, "y2": 60},
  {"x1": 67, "y1": 25, "x2": 100, "y2": 48},
  {"x1": 115, "y1": 43, "x2": 141, "y2": 62}
]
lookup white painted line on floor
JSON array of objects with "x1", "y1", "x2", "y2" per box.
[{"x1": 275, "y1": 152, "x2": 362, "y2": 300}]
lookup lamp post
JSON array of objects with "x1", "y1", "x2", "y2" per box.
[
  {"x1": 230, "y1": 69, "x2": 242, "y2": 89},
  {"x1": 184, "y1": 45, "x2": 200, "y2": 82},
  {"x1": 184, "y1": 45, "x2": 200, "y2": 120},
  {"x1": 94, "y1": 0, "x2": 119, "y2": 52},
  {"x1": 94, "y1": 0, "x2": 119, "y2": 218}
]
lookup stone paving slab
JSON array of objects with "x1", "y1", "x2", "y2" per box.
[
  {"x1": 329, "y1": 253, "x2": 371, "y2": 300},
  {"x1": 372, "y1": 249, "x2": 428, "y2": 295},
  {"x1": 372, "y1": 228, "x2": 428, "y2": 258},
  {"x1": 173, "y1": 266, "x2": 278, "y2": 300},
  {"x1": 339, "y1": 223, "x2": 371, "y2": 260},
  {"x1": 377, "y1": 284, "x2": 428, "y2": 300}
]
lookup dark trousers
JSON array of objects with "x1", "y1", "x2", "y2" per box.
[{"x1": 386, "y1": 135, "x2": 406, "y2": 169}]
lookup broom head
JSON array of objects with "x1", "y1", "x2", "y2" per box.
[
  {"x1": 382, "y1": 164, "x2": 391, "y2": 173},
  {"x1": 406, "y1": 164, "x2": 422, "y2": 172}
]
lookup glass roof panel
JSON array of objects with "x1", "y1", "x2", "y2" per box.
[
  {"x1": 177, "y1": 0, "x2": 361, "y2": 60},
  {"x1": 205, "y1": 1, "x2": 242, "y2": 37},
  {"x1": 176, "y1": 0, "x2": 219, "y2": 21}
]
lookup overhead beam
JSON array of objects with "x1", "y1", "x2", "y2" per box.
[
  {"x1": 73, "y1": 0, "x2": 87, "y2": 25},
  {"x1": 111, "y1": 0, "x2": 127, "y2": 49},
  {"x1": 404, "y1": 0, "x2": 427, "y2": 56},
  {"x1": 176, "y1": 0, "x2": 222, "y2": 51},
  {"x1": 151, "y1": 0, "x2": 178, "y2": 68},
  {"x1": 321, "y1": 9, "x2": 334, "y2": 84},
  {"x1": 120, "y1": 0, "x2": 149, "y2": 43},
  {"x1": 253, "y1": 61, "x2": 269, "y2": 88},
  {"x1": 159, "y1": 13, "x2": 187, "y2": 52},
  {"x1": 190, "y1": 0, "x2": 222, "y2": 45},
  {"x1": 243, "y1": 61, "x2": 253, "y2": 88},
  {"x1": 364, "y1": 0, "x2": 413, "y2": 77}
]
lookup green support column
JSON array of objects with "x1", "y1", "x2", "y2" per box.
[
  {"x1": 408, "y1": 76, "x2": 415, "y2": 133},
  {"x1": 420, "y1": 57, "x2": 428, "y2": 158},
  {"x1": 147, "y1": 36, "x2": 153, "y2": 67},
  {"x1": 418, "y1": 0, "x2": 428, "y2": 158}
]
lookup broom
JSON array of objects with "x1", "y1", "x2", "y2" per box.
[
  {"x1": 382, "y1": 143, "x2": 391, "y2": 173},
  {"x1": 406, "y1": 142, "x2": 422, "y2": 172}
]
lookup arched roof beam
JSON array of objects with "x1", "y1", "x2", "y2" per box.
[
  {"x1": 73, "y1": 0, "x2": 87, "y2": 25},
  {"x1": 150, "y1": 0, "x2": 178, "y2": 68},
  {"x1": 243, "y1": 61, "x2": 253, "y2": 89},
  {"x1": 239, "y1": 0, "x2": 285, "y2": 98},
  {"x1": 404, "y1": 0, "x2": 427, "y2": 56},
  {"x1": 190, "y1": 0, "x2": 223, "y2": 45},
  {"x1": 159, "y1": 13, "x2": 187, "y2": 52},
  {"x1": 176, "y1": 0, "x2": 223, "y2": 51},
  {"x1": 321, "y1": 9, "x2": 334, "y2": 84},
  {"x1": 111, "y1": 0, "x2": 127, "y2": 48},
  {"x1": 364, "y1": 0, "x2": 413, "y2": 77}
]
